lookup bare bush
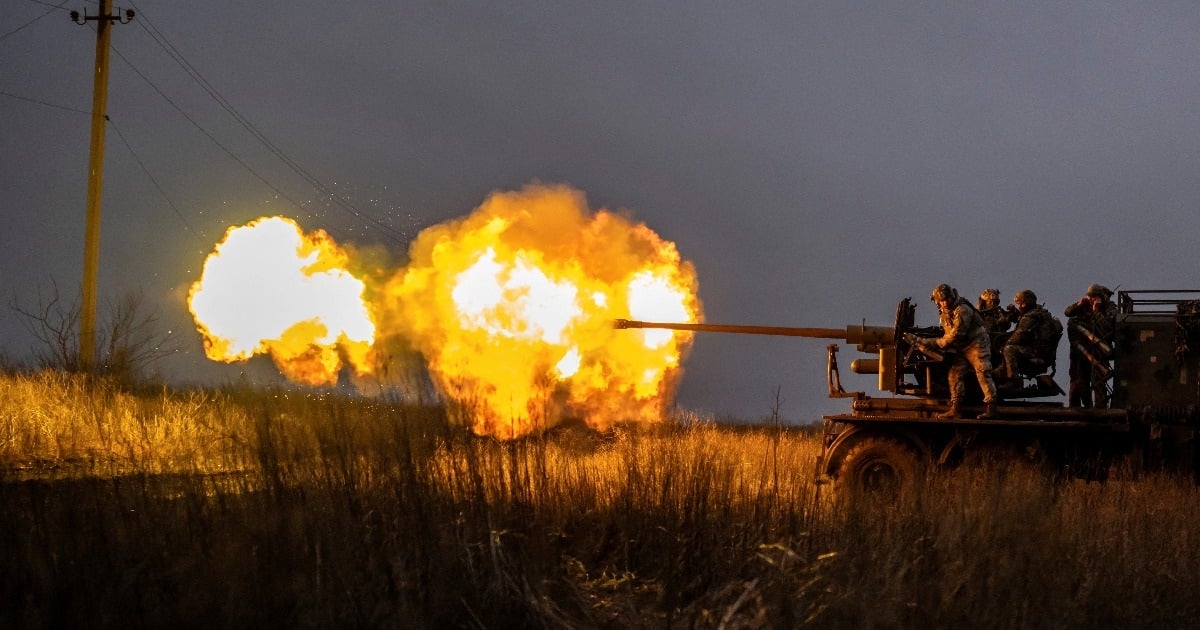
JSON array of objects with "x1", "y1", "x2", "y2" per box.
[{"x1": 10, "y1": 278, "x2": 177, "y2": 383}]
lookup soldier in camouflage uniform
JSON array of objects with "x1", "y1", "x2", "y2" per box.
[
  {"x1": 978, "y1": 288, "x2": 1015, "y2": 357},
  {"x1": 923, "y1": 284, "x2": 999, "y2": 419},
  {"x1": 998, "y1": 289, "x2": 1062, "y2": 383},
  {"x1": 978, "y1": 288, "x2": 1014, "y2": 336},
  {"x1": 1064, "y1": 284, "x2": 1118, "y2": 408}
]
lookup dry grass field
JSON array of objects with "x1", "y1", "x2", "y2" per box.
[{"x1": 3, "y1": 369, "x2": 1200, "y2": 628}]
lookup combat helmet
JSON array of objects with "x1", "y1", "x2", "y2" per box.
[
  {"x1": 1087, "y1": 284, "x2": 1114, "y2": 299},
  {"x1": 1014, "y1": 289, "x2": 1038, "y2": 306},
  {"x1": 931, "y1": 283, "x2": 957, "y2": 303}
]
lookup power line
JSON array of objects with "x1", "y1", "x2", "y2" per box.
[
  {"x1": 22, "y1": 0, "x2": 74, "y2": 8},
  {"x1": 1, "y1": 0, "x2": 70, "y2": 42},
  {"x1": 10, "y1": 2, "x2": 411, "y2": 247},
  {"x1": 0, "y1": 89, "x2": 91, "y2": 114},
  {"x1": 0, "y1": 86, "x2": 351, "y2": 252},
  {"x1": 107, "y1": 43, "x2": 311, "y2": 213},
  {"x1": 0, "y1": 88, "x2": 357, "y2": 247},
  {"x1": 107, "y1": 118, "x2": 208, "y2": 253},
  {"x1": 126, "y1": 2, "x2": 410, "y2": 247},
  {"x1": 101, "y1": 44, "x2": 367, "y2": 246}
]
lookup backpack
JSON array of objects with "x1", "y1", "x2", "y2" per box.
[{"x1": 1038, "y1": 311, "x2": 1064, "y2": 361}]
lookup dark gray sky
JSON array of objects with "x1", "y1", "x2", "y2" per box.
[{"x1": 4, "y1": 1, "x2": 1200, "y2": 422}]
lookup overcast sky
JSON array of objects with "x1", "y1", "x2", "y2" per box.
[{"x1": 4, "y1": 1, "x2": 1200, "y2": 423}]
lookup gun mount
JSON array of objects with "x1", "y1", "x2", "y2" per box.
[
  {"x1": 617, "y1": 291, "x2": 1200, "y2": 496},
  {"x1": 616, "y1": 298, "x2": 1061, "y2": 404}
]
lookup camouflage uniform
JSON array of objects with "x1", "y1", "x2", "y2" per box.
[
  {"x1": 1001, "y1": 302, "x2": 1060, "y2": 379},
  {"x1": 929, "y1": 287, "x2": 997, "y2": 418},
  {"x1": 978, "y1": 288, "x2": 1014, "y2": 358},
  {"x1": 977, "y1": 289, "x2": 1013, "y2": 336},
  {"x1": 1064, "y1": 285, "x2": 1118, "y2": 408},
  {"x1": 979, "y1": 306, "x2": 1013, "y2": 336}
]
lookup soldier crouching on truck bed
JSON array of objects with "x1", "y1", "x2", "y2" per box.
[
  {"x1": 1065, "y1": 284, "x2": 1118, "y2": 408},
  {"x1": 996, "y1": 289, "x2": 1062, "y2": 386},
  {"x1": 921, "y1": 283, "x2": 999, "y2": 420}
]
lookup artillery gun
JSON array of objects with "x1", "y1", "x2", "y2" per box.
[
  {"x1": 617, "y1": 290, "x2": 1200, "y2": 495},
  {"x1": 616, "y1": 296, "x2": 1063, "y2": 408}
]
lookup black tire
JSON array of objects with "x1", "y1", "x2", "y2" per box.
[{"x1": 838, "y1": 436, "x2": 924, "y2": 499}]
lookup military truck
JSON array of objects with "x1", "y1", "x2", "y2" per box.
[{"x1": 616, "y1": 289, "x2": 1200, "y2": 494}]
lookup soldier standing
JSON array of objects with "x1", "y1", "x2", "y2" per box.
[
  {"x1": 1064, "y1": 284, "x2": 1118, "y2": 408},
  {"x1": 923, "y1": 284, "x2": 999, "y2": 419},
  {"x1": 999, "y1": 289, "x2": 1062, "y2": 383}
]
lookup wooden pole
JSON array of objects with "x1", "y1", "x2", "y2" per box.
[{"x1": 79, "y1": 0, "x2": 120, "y2": 371}]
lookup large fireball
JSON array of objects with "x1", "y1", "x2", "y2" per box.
[
  {"x1": 381, "y1": 184, "x2": 700, "y2": 438},
  {"x1": 187, "y1": 184, "x2": 702, "y2": 438}
]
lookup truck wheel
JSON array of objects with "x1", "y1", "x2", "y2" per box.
[{"x1": 838, "y1": 437, "x2": 924, "y2": 499}]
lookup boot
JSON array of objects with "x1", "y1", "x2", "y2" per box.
[
  {"x1": 937, "y1": 403, "x2": 961, "y2": 420},
  {"x1": 976, "y1": 401, "x2": 999, "y2": 419}
]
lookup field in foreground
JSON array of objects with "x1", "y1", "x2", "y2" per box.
[{"x1": 3, "y1": 370, "x2": 1200, "y2": 628}]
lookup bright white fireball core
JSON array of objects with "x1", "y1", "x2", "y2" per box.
[
  {"x1": 627, "y1": 270, "x2": 690, "y2": 349},
  {"x1": 190, "y1": 217, "x2": 374, "y2": 358}
]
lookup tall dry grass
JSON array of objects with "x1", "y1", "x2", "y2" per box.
[
  {"x1": 0, "y1": 370, "x2": 254, "y2": 475},
  {"x1": 3, "y1": 370, "x2": 1200, "y2": 628}
]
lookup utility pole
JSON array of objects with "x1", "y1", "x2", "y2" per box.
[{"x1": 71, "y1": 1, "x2": 133, "y2": 371}]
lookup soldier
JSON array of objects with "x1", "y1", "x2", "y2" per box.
[
  {"x1": 977, "y1": 288, "x2": 1014, "y2": 336},
  {"x1": 998, "y1": 289, "x2": 1062, "y2": 384},
  {"x1": 921, "y1": 283, "x2": 999, "y2": 419},
  {"x1": 978, "y1": 287, "x2": 1015, "y2": 357},
  {"x1": 1064, "y1": 284, "x2": 1118, "y2": 408}
]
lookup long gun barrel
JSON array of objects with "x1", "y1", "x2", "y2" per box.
[
  {"x1": 615, "y1": 318, "x2": 901, "y2": 396},
  {"x1": 613, "y1": 319, "x2": 893, "y2": 347}
]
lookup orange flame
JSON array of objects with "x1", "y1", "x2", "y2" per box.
[{"x1": 188, "y1": 185, "x2": 702, "y2": 438}]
